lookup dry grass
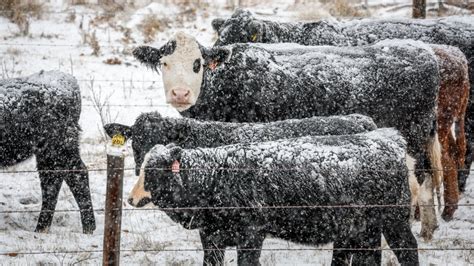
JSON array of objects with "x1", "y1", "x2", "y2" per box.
[
  {"x1": 329, "y1": 0, "x2": 366, "y2": 17},
  {"x1": 81, "y1": 29, "x2": 101, "y2": 56},
  {"x1": 65, "y1": 10, "x2": 76, "y2": 23},
  {"x1": 6, "y1": 47, "x2": 21, "y2": 57},
  {"x1": 89, "y1": 30, "x2": 101, "y2": 56},
  {"x1": 294, "y1": 3, "x2": 332, "y2": 21},
  {"x1": 0, "y1": 0, "x2": 44, "y2": 36},
  {"x1": 70, "y1": 0, "x2": 87, "y2": 5},
  {"x1": 139, "y1": 14, "x2": 170, "y2": 43}
]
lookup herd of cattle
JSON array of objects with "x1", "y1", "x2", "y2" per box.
[{"x1": 1, "y1": 9, "x2": 473, "y2": 265}]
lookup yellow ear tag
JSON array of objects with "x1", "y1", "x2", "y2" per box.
[
  {"x1": 251, "y1": 34, "x2": 258, "y2": 42},
  {"x1": 111, "y1": 134, "x2": 125, "y2": 146}
]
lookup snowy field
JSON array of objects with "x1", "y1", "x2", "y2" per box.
[{"x1": 0, "y1": 0, "x2": 473, "y2": 264}]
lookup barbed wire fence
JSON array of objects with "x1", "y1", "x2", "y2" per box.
[{"x1": 1, "y1": 165, "x2": 474, "y2": 256}]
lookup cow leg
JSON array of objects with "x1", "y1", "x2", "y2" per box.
[
  {"x1": 63, "y1": 158, "x2": 95, "y2": 234},
  {"x1": 332, "y1": 229, "x2": 381, "y2": 266},
  {"x1": 331, "y1": 242, "x2": 351, "y2": 266},
  {"x1": 383, "y1": 207, "x2": 419, "y2": 266},
  {"x1": 351, "y1": 212, "x2": 382, "y2": 266},
  {"x1": 459, "y1": 140, "x2": 472, "y2": 192},
  {"x1": 415, "y1": 152, "x2": 438, "y2": 241},
  {"x1": 199, "y1": 229, "x2": 226, "y2": 266},
  {"x1": 440, "y1": 124, "x2": 460, "y2": 221},
  {"x1": 35, "y1": 167, "x2": 63, "y2": 233},
  {"x1": 236, "y1": 226, "x2": 265, "y2": 266}
]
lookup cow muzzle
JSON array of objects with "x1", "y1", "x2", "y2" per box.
[{"x1": 170, "y1": 88, "x2": 191, "y2": 104}]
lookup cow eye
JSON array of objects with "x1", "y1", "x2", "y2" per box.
[
  {"x1": 162, "y1": 62, "x2": 168, "y2": 67},
  {"x1": 193, "y1": 58, "x2": 201, "y2": 73}
]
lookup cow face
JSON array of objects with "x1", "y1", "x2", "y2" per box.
[
  {"x1": 134, "y1": 32, "x2": 231, "y2": 111},
  {"x1": 103, "y1": 122, "x2": 153, "y2": 207},
  {"x1": 134, "y1": 32, "x2": 203, "y2": 111},
  {"x1": 143, "y1": 144, "x2": 183, "y2": 206},
  {"x1": 213, "y1": 9, "x2": 263, "y2": 46},
  {"x1": 104, "y1": 121, "x2": 185, "y2": 207}
]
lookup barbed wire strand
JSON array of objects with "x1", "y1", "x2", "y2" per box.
[
  {"x1": 0, "y1": 166, "x2": 468, "y2": 174},
  {"x1": 0, "y1": 203, "x2": 473, "y2": 215},
  {"x1": 0, "y1": 246, "x2": 473, "y2": 256},
  {"x1": 0, "y1": 0, "x2": 463, "y2": 16}
]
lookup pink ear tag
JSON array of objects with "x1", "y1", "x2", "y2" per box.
[
  {"x1": 209, "y1": 61, "x2": 218, "y2": 71},
  {"x1": 171, "y1": 160, "x2": 180, "y2": 173}
]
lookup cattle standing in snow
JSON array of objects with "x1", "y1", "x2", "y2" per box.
[
  {"x1": 0, "y1": 71, "x2": 95, "y2": 234},
  {"x1": 212, "y1": 9, "x2": 474, "y2": 195},
  {"x1": 103, "y1": 112, "x2": 377, "y2": 207},
  {"x1": 142, "y1": 129, "x2": 419, "y2": 265},
  {"x1": 133, "y1": 32, "x2": 441, "y2": 239}
]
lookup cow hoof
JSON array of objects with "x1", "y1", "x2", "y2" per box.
[
  {"x1": 83, "y1": 228, "x2": 94, "y2": 235},
  {"x1": 82, "y1": 223, "x2": 96, "y2": 234},
  {"x1": 441, "y1": 206, "x2": 456, "y2": 221},
  {"x1": 34, "y1": 227, "x2": 50, "y2": 234},
  {"x1": 420, "y1": 224, "x2": 438, "y2": 241}
]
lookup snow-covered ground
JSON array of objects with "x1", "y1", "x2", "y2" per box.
[{"x1": 0, "y1": 1, "x2": 473, "y2": 265}]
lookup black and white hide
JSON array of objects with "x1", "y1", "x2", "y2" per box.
[
  {"x1": 133, "y1": 32, "x2": 441, "y2": 239},
  {"x1": 0, "y1": 70, "x2": 95, "y2": 234},
  {"x1": 103, "y1": 112, "x2": 377, "y2": 206},
  {"x1": 212, "y1": 9, "x2": 474, "y2": 189},
  {"x1": 143, "y1": 129, "x2": 419, "y2": 265}
]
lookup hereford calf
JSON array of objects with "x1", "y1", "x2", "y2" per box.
[
  {"x1": 0, "y1": 70, "x2": 95, "y2": 234},
  {"x1": 142, "y1": 129, "x2": 419, "y2": 265}
]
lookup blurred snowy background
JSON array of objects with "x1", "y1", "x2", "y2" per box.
[{"x1": 0, "y1": 0, "x2": 473, "y2": 264}]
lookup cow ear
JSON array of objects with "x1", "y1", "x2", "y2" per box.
[
  {"x1": 212, "y1": 18, "x2": 225, "y2": 32},
  {"x1": 104, "y1": 123, "x2": 133, "y2": 140},
  {"x1": 232, "y1": 8, "x2": 252, "y2": 19},
  {"x1": 248, "y1": 20, "x2": 264, "y2": 42},
  {"x1": 168, "y1": 145, "x2": 183, "y2": 162},
  {"x1": 201, "y1": 47, "x2": 231, "y2": 70},
  {"x1": 133, "y1": 46, "x2": 162, "y2": 71}
]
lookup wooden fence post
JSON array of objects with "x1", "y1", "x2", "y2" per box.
[
  {"x1": 103, "y1": 135, "x2": 126, "y2": 266},
  {"x1": 413, "y1": 0, "x2": 426, "y2": 18}
]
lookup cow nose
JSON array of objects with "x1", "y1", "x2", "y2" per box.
[
  {"x1": 171, "y1": 89, "x2": 190, "y2": 103},
  {"x1": 127, "y1": 198, "x2": 135, "y2": 206}
]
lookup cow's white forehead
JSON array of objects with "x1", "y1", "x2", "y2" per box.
[{"x1": 167, "y1": 32, "x2": 202, "y2": 60}]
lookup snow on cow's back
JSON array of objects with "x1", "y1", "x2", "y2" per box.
[
  {"x1": 24, "y1": 70, "x2": 80, "y2": 98},
  {"x1": 181, "y1": 128, "x2": 406, "y2": 173},
  {"x1": 0, "y1": 70, "x2": 79, "y2": 100}
]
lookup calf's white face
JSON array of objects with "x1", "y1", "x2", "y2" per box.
[
  {"x1": 128, "y1": 152, "x2": 153, "y2": 208},
  {"x1": 160, "y1": 33, "x2": 204, "y2": 111}
]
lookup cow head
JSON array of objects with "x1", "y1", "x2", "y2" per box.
[
  {"x1": 104, "y1": 115, "x2": 187, "y2": 207},
  {"x1": 133, "y1": 32, "x2": 231, "y2": 111},
  {"x1": 103, "y1": 122, "x2": 153, "y2": 207},
  {"x1": 143, "y1": 144, "x2": 184, "y2": 207},
  {"x1": 212, "y1": 9, "x2": 264, "y2": 46}
]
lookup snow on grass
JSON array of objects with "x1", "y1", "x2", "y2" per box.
[{"x1": 0, "y1": 2, "x2": 473, "y2": 265}]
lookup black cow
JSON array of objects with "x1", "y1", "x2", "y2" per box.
[
  {"x1": 143, "y1": 129, "x2": 418, "y2": 265},
  {"x1": 0, "y1": 70, "x2": 95, "y2": 234}
]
